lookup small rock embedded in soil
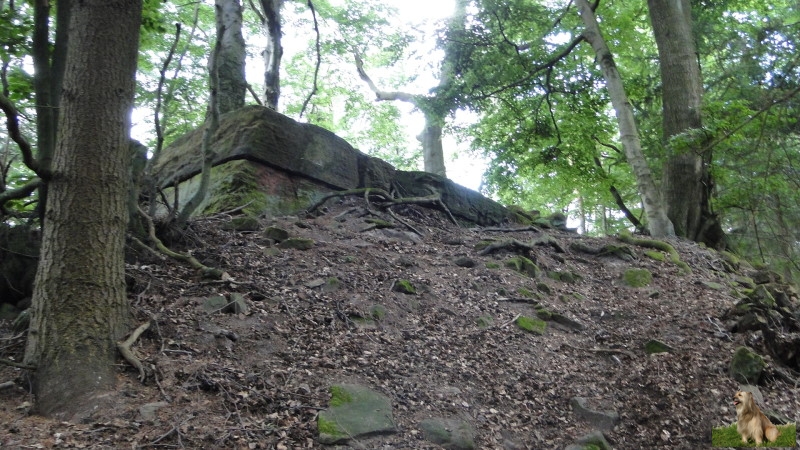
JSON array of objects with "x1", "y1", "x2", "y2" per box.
[
  {"x1": 420, "y1": 417, "x2": 476, "y2": 450},
  {"x1": 570, "y1": 397, "x2": 620, "y2": 431}
]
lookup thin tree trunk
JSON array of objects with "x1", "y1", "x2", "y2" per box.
[
  {"x1": 211, "y1": 0, "x2": 246, "y2": 114},
  {"x1": 29, "y1": 0, "x2": 70, "y2": 225},
  {"x1": 24, "y1": 0, "x2": 141, "y2": 419},
  {"x1": 259, "y1": 0, "x2": 282, "y2": 109},
  {"x1": 577, "y1": 0, "x2": 675, "y2": 237}
]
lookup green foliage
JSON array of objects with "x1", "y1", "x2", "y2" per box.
[
  {"x1": 280, "y1": 0, "x2": 420, "y2": 170},
  {"x1": 134, "y1": 0, "x2": 217, "y2": 150}
]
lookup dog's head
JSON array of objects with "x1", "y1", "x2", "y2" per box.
[{"x1": 734, "y1": 391, "x2": 754, "y2": 414}]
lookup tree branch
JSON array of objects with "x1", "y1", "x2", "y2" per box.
[
  {"x1": 0, "y1": 93, "x2": 39, "y2": 173},
  {"x1": 703, "y1": 84, "x2": 800, "y2": 154},
  {"x1": 177, "y1": 23, "x2": 223, "y2": 224},
  {"x1": 473, "y1": 35, "x2": 585, "y2": 101},
  {"x1": 154, "y1": 23, "x2": 182, "y2": 163},
  {"x1": 0, "y1": 177, "x2": 42, "y2": 207},
  {"x1": 0, "y1": 357, "x2": 36, "y2": 370},
  {"x1": 353, "y1": 52, "x2": 417, "y2": 104},
  {"x1": 299, "y1": 0, "x2": 321, "y2": 118}
]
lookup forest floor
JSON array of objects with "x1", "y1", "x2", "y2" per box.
[{"x1": 1, "y1": 197, "x2": 798, "y2": 449}]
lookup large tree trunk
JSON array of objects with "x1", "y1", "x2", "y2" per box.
[
  {"x1": 211, "y1": 0, "x2": 246, "y2": 114},
  {"x1": 577, "y1": 0, "x2": 675, "y2": 237},
  {"x1": 417, "y1": 114, "x2": 446, "y2": 177},
  {"x1": 24, "y1": 0, "x2": 141, "y2": 419},
  {"x1": 259, "y1": 0, "x2": 282, "y2": 109},
  {"x1": 648, "y1": 0, "x2": 723, "y2": 246}
]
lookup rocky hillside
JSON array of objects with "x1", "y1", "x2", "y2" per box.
[{"x1": 1, "y1": 196, "x2": 798, "y2": 449}]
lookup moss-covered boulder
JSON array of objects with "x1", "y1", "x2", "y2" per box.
[
  {"x1": 515, "y1": 316, "x2": 547, "y2": 335},
  {"x1": 264, "y1": 226, "x2": 290, "y2": 242},
  {"x1": 623, "y1": 268, "x2": 653, "y2": 288},
  {"x1": 278, "y1": 237, "x2": 315, "y2": 250},
  {"x1": 547, "y1": 270, "x2": 580, "y2": 283},
  {"x1": 729, "y1": 346, "x2": 765, "y2": 384},
  {"x1": 317, "y1": 384, "x2": 397, "y2": 444},
  {"x1": 504, "y1": 256, "x2": 540, "y2": 278},
  {"x1": 644, "y1": 339, "x2": 673, "y2": 354},
  {"x1": 392, "y1": 279, "x2": 417, "y2": 295}
]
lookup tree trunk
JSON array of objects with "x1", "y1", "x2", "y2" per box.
[
  {"x1": 211, "y1": 0, "x2": 246, "y2": 114},
  {"x1": 577, "y1": 0, "x2": 675, "y2": 237},
  {"x1": 31, "y1": 0, "x2": 70, "y2": 223},
  {"x1": 259, "y1": 0, "x2": 282, "y2": 109},
  {"x1": 648, "y1": 0, "x2": 723, "y2": 246},
  {"x1": 24, "y1": 0, "x2": 142, "y2": 419},
  {"x1": 417, "y1": 114, "x2": 446, "y2": 177}
]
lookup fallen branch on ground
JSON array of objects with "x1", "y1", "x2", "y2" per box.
[
  {"x1": 562, "y1": 343, "x2": 636, "y2": 360},
  {"x1": 0, "y1": 357, "x2": 35, "y2": 370}
]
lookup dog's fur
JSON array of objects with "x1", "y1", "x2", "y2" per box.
[{"x1": 734, "y1": 390, "x2": 780, "y2": 444}]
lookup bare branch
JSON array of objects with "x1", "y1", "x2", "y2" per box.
[
  {"x1": 702, "y1": 84, "x2": 800, "y2": 154},
  {"x1": 0, "y1": 177, "x2": 42, "y2": 207},
  {"x1": 474, "y1": 36, "x2": 584, "y2": 101},
  {"x1": 299, "y1": 0, "x2": 321, "y2": 118},
  {"x1": 177, "y1": 23, "x2": 223, "y2": 224},
  {"x1": 154, "y1": 23, "x2": 182, "y2": 161},
  {"x1": 353, "y1": 52, "x2": 417, "y2": 104},
  {"x1": 247, "y1": 83, "x2": 263, "y2": 106},
  {"x1": 0, "y1": 93, "x2": 39, "y2": 173}
]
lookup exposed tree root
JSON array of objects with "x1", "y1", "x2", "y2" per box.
[
  {"x1": 306, "y1": 187, "x2": 458, "y2": 229},
  {"x1": 478, "y1": 234, "x2": 565, "y2": 256},
  {"x1": 118, "y1": 320, "x2": 151, "y2": 383},
  {"x1": 562, "y1": 343, "x2": 637, "y2": 360},
  {"x1": 617, "y1": 231, "x2": 691, "y2": 273},
  {"x1": 478, "y1": 226, "x2": 541, "y2": 233},
  {"x1": 137, "y1": 206, "x2": 229, "y2": 280},
  {"x1": 569, "y1": 241, "x2": 636, "y2": 262}
]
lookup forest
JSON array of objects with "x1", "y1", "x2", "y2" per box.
[{"x1": 0, "y1": 0, "x2": 798, "y2": 423}]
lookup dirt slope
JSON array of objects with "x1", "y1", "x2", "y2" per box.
[{"x1": 1, "y1": 198, "x2": 798, "y2": 449}]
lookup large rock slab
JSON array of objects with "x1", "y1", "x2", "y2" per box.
[
  {"x1": 317, "y1": 383, "x2": 397, "y2": 445},
  {"x1": 152, "y1": 106, "x2": 511, "y2": 225}
]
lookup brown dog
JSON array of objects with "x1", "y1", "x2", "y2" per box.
[{"x1": 733, "y1": 390, "x2": 780, "y2": 444}]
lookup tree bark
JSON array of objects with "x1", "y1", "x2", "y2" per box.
[
  {"x1": 417, "y1": 114, "x2": 446, "y2": 177},
  {"x1": 23, "y1": 0, "x2": 142, "y2": 419},
  {"x1": 577, "y1": 0, "x2": 675, "y2": 237},
  {"x1": 211, "y1": 0, "x2": 246, "y2": 114},
  {"x1": 31, "y1": 0, "x2": 70, "y2": 223},
  {"x1": 648, "y1": 0, "x2": 723, "y2": 245},
  {"x1": 259, "y1": 0, "x2": 282, "y2": 109}
]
